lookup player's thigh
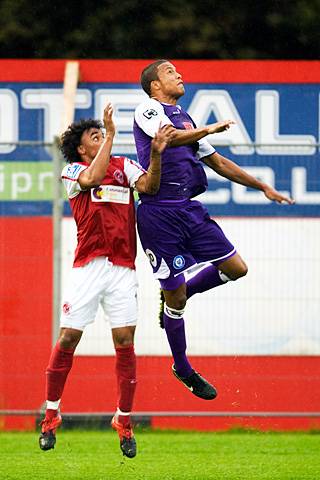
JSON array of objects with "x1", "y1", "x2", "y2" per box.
[
  {"x1": 137, "y1": 203, "x2": 197, "y2": 279},
  {"x1": 60, "y1": 257, "x2": 106, "y2": 330},
  {"x1": 100, "y1": 266, "x2": 138, "y2": 328},
  {"x1": 188, "y1": 205, "x2": 236, "y2": 264}
]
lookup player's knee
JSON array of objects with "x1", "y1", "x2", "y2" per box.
[
  {"x1": 114, "y1": 336, "x2": 134, "y2": 347},
  {"x1": 163, "y1": 286, "x2": 187, "y2": 310},
  {"x1": 168, "y1": 294, "x2": 187, "y2": 311},
  {"x1": 59, "y1": 330, "x2": 82, "y2": 349},
  {"x1": 234, "y1": 263, "x2": 248, "y2": 280},
  {"x1": 224, "y1": 263, "x2": 248, "y2": 281},
  {"x1": 113, "y1": 329, "x2": 135, "y2": 347}
]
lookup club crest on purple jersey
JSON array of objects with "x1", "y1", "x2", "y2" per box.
[{"x1": 182, "y1": 122, "x2": 193, "y2": 130}]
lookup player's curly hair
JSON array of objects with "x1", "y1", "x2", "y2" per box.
[
  {"x1": 141, "y1": 59, "x2": 168, "y2": 96},
  {"x1": 60, "y1": 118, "x2": 103, "y2": 163}
]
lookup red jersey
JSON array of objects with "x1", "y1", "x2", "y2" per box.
[{"x1": 61, "y1": 156, "x2": 145, "y2": 268}]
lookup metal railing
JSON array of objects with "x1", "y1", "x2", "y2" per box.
[{"x1": 1, "y1": 410, "x2": 320, "y2": 418}]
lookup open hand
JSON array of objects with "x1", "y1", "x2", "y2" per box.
[
  {"x1": 103, "y1": 102, "x2": 115, "y2": 137},
  {"x1": 207, "y1": 120, "x2": 235, "y2": 134},
  {"x1": 263, "y1": 186, "x2": 295, "y2": 205},
  {"x1": 151, "y1": 124, "x2": 175, "y2": 154}
]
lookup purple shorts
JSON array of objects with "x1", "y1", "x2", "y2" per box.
[{"x1": 137, "y1": 199, "x2": 236, "y2": 290}]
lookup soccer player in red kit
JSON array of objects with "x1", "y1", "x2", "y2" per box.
[{"x1": 39, "y1": 103, "x2": 173, "y2": 458}]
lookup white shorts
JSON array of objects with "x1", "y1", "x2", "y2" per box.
[{"x1": 60, "y1": 257, "x2": 138, "y2": 331}]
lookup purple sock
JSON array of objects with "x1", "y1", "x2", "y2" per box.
[
  {"x1": 163, "y1": 312, "x2": 193, "y2": 378},
  {"x1": 186, "y1": 264, "x2": 226, "y2": 299}
]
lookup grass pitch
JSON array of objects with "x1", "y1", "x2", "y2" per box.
[{"x1": 0, "y1": 429, "x2": 319, "y2": 480}]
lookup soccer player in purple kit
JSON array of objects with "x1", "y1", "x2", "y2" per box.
[{"x1": 133, "y1": 60, "x2": 294, "y2": 400}]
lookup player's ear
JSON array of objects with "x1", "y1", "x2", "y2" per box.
[
  {"x1": 151, "y1": 79, "x2": 160, "y2": 94},
  {"x1": 77, "y1": 144, "x2": 85, "y2": 155}
]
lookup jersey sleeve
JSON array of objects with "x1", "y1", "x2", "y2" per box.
[
  {"x1": 197, "y1": 137, "x2": 216, "y2": 160},
  {"x1": 134, "y1": 98, "x2": 172, "y2": 137},
  {"x1": 124, "y1": 158, "x2": 146, "y2": 189},
  {"x1": 61, "y1": 163, "x2": 88, "y2": 198}
]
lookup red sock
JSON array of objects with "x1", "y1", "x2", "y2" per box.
[
  {"x1": 115, "y1": 344, "x2": 137, "y2": 425},
  {"x1": 45, "y1": 341, "x2": 75, "y2": 404}
]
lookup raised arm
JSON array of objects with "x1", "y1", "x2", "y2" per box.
[
  {"x1": 78, "y1": 103, "x2": 115, "y2": 189},
  {"x1": 203, "y1": 151, "x2": 294, "y2": 205},
  {"x1": 135, "y1": 124, "x2": 174, "y2": 194}
]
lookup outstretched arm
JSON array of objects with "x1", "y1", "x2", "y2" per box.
[
  {"x1": 168, "y1": 120, "x2": 235, "y2": 147},
  {"x1": 135, "y1": 99, "x2": 233, "y2": 146},
  {"x1": 135, "y1": 125, "x2": 174, "y2": 194},
  {"x1": 203, "y1": 151, "x2": 295, "y2": 205}
]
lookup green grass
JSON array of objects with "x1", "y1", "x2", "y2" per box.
[{"x1": 0, "y1": 429, "x2": 320, "y2": 480}]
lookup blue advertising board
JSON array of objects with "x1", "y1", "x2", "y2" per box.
[{"x1": 0, "y1": 60, "x2": 319, "y2": 216}]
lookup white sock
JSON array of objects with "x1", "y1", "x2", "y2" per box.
[
  {"x1": 46, "y1": 399, "x2": 61, "y2": 410},
  {"x1": 219, "y1": 271, "x2": 232, "y2": 282},
  {"x1": 116, "y1": 407, "x2": 131, "y2": 417},
  {"x1": 164, "y1": 304, "x2": 185, "y2": 319}
]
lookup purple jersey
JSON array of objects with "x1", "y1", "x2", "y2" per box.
[
  {"x1": 134, "y1": 98, "x2": 235, "y2": 289},
  {"x1": 134, "y1": 98, "x2": 215, "y2": 202}
]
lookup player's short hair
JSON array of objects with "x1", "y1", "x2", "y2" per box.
[
  {"x1": 141, "y1": 59, "x2": 168, "y2": 96},
  {"x1": 60, "y1": 118, "x2": 103, "y2": 163}
]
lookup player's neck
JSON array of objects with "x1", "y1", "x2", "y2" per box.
[
  {"x1": 80, "y1": 154, "x2": 92, "y2": 165},
  {"x1": 151, "y1": 94, "x2": 177, "y2": 105}
]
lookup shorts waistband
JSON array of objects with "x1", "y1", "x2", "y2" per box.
[{"x1": 138, "y1": 198, "x2": 191, "y2": 206}]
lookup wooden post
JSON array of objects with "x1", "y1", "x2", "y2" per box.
[{"x1": 52, "y1": 61, "x2": 80, "y2": 345}]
